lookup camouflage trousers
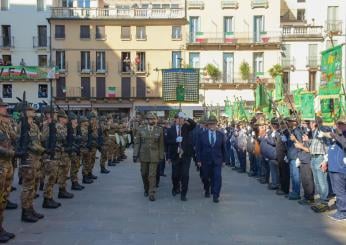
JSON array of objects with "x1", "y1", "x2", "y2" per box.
[
  {"x1": 140, "y1": 162, "x2": 158, "y2": 196},
  {"x1": 111, "y1": 143, "x2": 120, "y2": 161},
  {"x1": 42, "y1": 158, "x2": 59, "y2": 199},
  {"x1": 82, "y1": 148, "x2": 97, "y2": 176},
  {"x1": 35, "y1": 158, "x2": 43, "y2": 192},
  {"x1": 21, "y1": 154, "x2": 40, "y2": 209},
  {"x1": 0, "y1": 161, "x2": 13, "y2": 224},
  {"x1": 70, "y1": 153, "x2": 81, "y2": 183},
  {"x1": 57, "y1": 152, "x2": 71, "y2": 189},
  {"x1": 100, "y1": 144, "x2": 112, "y2": 168}
]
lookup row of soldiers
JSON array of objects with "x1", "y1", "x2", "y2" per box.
[{"x1": 0, "y1": 98, "x2": 130, "y2": 243}]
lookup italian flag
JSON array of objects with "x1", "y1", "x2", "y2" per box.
[
  {"x1": 224, "y1": 32, "x2": 234, "y2": 43},
  {"x1": 196, "y1": 32, "x2": 205, "y2": 43},
  {"x1": 107, "y1": 87, "x2": 116, "y2": 97}
]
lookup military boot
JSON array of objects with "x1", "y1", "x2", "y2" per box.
[
  {"x1": 0, "y1": 229, "x2": 10, "y2": 243},
  {"x1": 100, "y1": 167, "x2": 110, "y2": 174},
  {"x1": 30, "y1": 208, "x2": 44, "y2": 219},
  {"x1": 18, "y1": 177, "x2": 22, "y2": 185},
  {"x1": 5, "y1": 200, "x2": 18, "y2": 210},
  {"x1": 21, "y1": 208, "x2": 39, "y2": 223},
  {"x1": 58, "y1": 188, "x2": 74, "y2": 199},
  {"x1": 71, "y1": 182, "x2": 84, "y2": 191},
  {"x1": 39, "y1": 181, "x2": 44, "y2": 191},
  {"x1": 42, "y1": 198, "x2": 61, "y2": 209},
  {"x1": 0, "y1": 226, "x2": 15, "y2": 241},
  {"x1": 88, "y1": 173, "x2": 98, "y2": 180},
  {"x1": 82, "y1": 176, "x2": 93, "y2": 184},
  {"x1": 108, "y1": 160, "x2": 116, "y2": 166}
]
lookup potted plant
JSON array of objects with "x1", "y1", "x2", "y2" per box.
[
  {"x1": 268, "y1": 64, "x2": 283, "y2": 78},
  {"x1": 205, "y1": 64, "x2": 221, "y2": 82},
  {"x1": 240, "y1": 61, "x2": 251, "y2": 81}
]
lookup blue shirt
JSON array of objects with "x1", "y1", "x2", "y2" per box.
[{"x1": 209, "y1": 130, "x2": 216, "y2": 145}]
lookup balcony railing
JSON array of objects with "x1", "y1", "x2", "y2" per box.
[
  {"x1": 0, "y1": 36, "x2": 14, "y2": 48},
  {"x1": 187, "y1": 1, "x2": 204, "y2": 9},
  {"x1": 306, "y1": 56, "x2": 319, "y2": 68},
  {"x1": 201, "y1": 72, "x2": 274, "y2": 84},
  {"x1": 50, "y1": 7, "x2": 185, "y2": 19},
  {"x1": 33, "y1": 36, "x2": 50, "y2": 48},
  {"x1": 56, "y1": 86, "x2": 96, "y2": 98},
  {"x1": 251, "y1": 0, "x2": 269, "y2": 9},
  {"x1": 282, "y1": 57, "x2": 295, "y2": 69},
  {"x1": 188, "y1": 31, "x2": 281, "y2": 44},
  {"x1": 93, "y1": 62, "x2": 108, "y2": 74},
  {"x1": 78, "y1": 61, "x2": 93, "y2": 74},
  {"x1": 221, "y1": 0, "x2": 239, "y2": 9},
  {"x1": 325, "y1": 20, "x2": 343, "y2": 34},
  {"x1": 52, "y1": 62, "x2": 68, "y2": 73},
  {"x1": 282, "y1": 26, "x2": 323, "y2": 40}
]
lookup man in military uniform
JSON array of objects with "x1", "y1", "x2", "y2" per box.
[
  {"x1": 79, "y1": 116, "x2": 93, "y2": 184},
  {"x1": 69, "y1": 112, "x2": 85, "y2": 190},
  {"x1": 41, "y1": 106, "x2": 61, "y2": 209},
  {"x1": 56, "y1": 110, "x2": 74, "y2": 199},
  {"x1": 133, "y1": 113, "x2": 164, "y2": 201},
  {"x1": 20, "y1": 105, "x2": 45, "y2": 222},
  {"x1": 82, "y1": 112, "x2": 98, "y2": 182},
  {"x1": 0, "y1": 99, "x2": 16, "y2": 242}
]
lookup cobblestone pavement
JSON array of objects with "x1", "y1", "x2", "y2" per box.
[{"x1": 3, "y1": 149, "x2": 346, "y2": 245}]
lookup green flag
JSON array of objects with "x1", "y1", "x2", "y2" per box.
[
  {"x1": 176, "y1": 84, "x2": 185, "y2": 102},
  {"x1": 321, "y1": 99, "x2": 334, "y2": 124},
  {"x1": 255, "y1": 84, "x2": 270, "y2": 110},
  {"x1": 274, "y1": 75, "x2": 284, "y2": 102},
  {"x1": 319, "y1": 45, "x2": 343, "y2": 97},
  {"x1": 300, "y1": 92, "x2": 315, "y2": 120},
  {"x1": 293, "y1": 88, "x2": 303, "y2": 111},
  {"x1": 277, "y1": 102, "x2": 290, "y2": 118}
]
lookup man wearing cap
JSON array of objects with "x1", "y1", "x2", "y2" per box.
[
  {"x1": 20, "y1": 105, "x2": 45, "y2": 222},
  {"x1": 41, "y1": 106, "x2": 61, "y2": 209},
  {"x1": 0, "y1": 99, "x2": 16, "y2": 242},
  {"x1": 166, "y1": 112, "x2": 196, "y2": 201},
  {"x1": 196, "y1": 115, "x2": 226, "y2": 203},
  {"x1": 133, "y1": 113, "x2": 164, "y2": 201},
  {"x1": 68, "y1": 112, "x2": 85, "y2": 190},
  {"x1": 325, "y1": 116, "x2": 346, "y2": 221},
  {"x1": 56, "y1": 110, "x2": 74, "y2": 199}
]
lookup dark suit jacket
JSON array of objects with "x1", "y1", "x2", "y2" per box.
[
  {"x1": 196, "y1": 130, "x2": 226, "y2": 165},
  {"x1": 166, "y1": 119, "x2": 196, "y2": 160}
]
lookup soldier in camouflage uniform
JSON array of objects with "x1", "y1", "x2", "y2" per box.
[
  {"x1": 56, "y1": 110, "x2": 74, "y2": 199},
  {"x1": 20, "y1": 106, "x2": 45, "y2": 223},
  {"x1": 82, "y1": 112, "x2": 98, "y2": 182},
  {"x1": 99, "y1": 116, "x2": 111, "y2": 174},
  {"x1": 0, "y1": 99, "x2": 16, "y2": 242},
  {"x1": 108, "y1": 121, "x2": 120, "y2": 166},
  {"x1": 41, "y1": 107, "x2": 61, "y2": 209},
  {"x1": 79, "y1": 116, "x2": 93, "y2": 184},
  {"x1": 69, "y1": 112, "x2": 85, "y2": 191},
  {"x1": 133, "y1": 113, "x2": 164, "y2": 201}
]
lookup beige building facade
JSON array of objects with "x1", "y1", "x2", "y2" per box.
[{"x1": 49, "y1": 0, "x2": 186, "y2": 115}]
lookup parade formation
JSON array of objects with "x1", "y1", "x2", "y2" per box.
[{"x1": 1, "y1": 89, "x2": 346, "y2": 243}]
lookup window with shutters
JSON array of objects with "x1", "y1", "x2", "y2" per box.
[
  {"x1": 56, "y1": 51, "x2": 65, "y2": 70},
  {"x1": 172, "y1": 26, "x2": 182, "y2": 40},
  {"x1": 135, "y1": 52, "x2": 146, "y2": 72},
  {"x1": 37, "y1": 0, "x2": 45, "y2": 11},
  {"x1": 2, "y1": 84, "x2": 12, "y2": 98},
  {"x1": 55, "y1": 25, "x2": 65, "y2": 39},
  {"x1": 38, "y1": 55, "x2": 47, "y2": 67},
  {"x1": 81, "y1": 51, "x2": 91, "y2": 71},
  {"x1": 80, "y1": 25, "x2": 90, "y2": 39},
  {"x1": 0, "y1": 0, "x2": 9, "y2": 10},
  {"x1": 136, "y1": 26, "x2": 146, "y2": 40},
  {"x1": 96, "y1": 25, "x2": 106, "y2": 40},
  {"x1": 96, "y1": 51, "x2": 106, "y2": 72},
  {"x1": 121, "y1": 26, "x2": 131, "y2": 40},
  {"x1": 38, "y1": 84, "x2": 48, "y2": 98}
]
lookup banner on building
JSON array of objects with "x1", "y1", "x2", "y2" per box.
[
  {"x1": 0, "y1": 66, "x2": 56, "y2": 80},
  {"x1": 107, "y1": 87, "x2": 116, "y2": 97},
  {"x1": 319, "y1": 45, "x2": 343, "y2": 97},
  {"x1": 300, "y1": 92, "x2": 315, "y2": 120},
  {"x1": 162, "y1": 68, "x2": 200, "y2": 102}
]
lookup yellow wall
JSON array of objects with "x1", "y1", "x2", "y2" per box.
[{"x1": 50, "y1": 19, "x2": 187, "y2": 97}]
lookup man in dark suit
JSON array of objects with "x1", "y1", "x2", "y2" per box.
[
  {"x1": 166, "y1": 112, "x2": 196, "y2": 201},
  {"x1": 196, "y1": 115, "x2": 226, "y2": 203}
]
